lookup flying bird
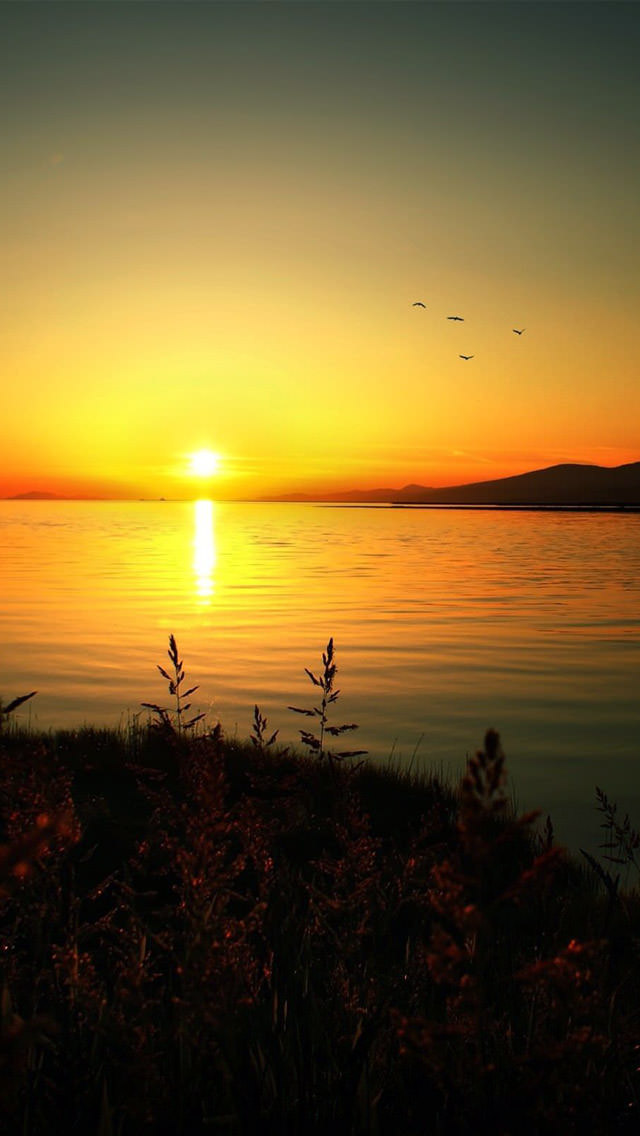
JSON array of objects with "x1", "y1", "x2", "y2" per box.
[
  {"x1": 447, "y1": 315, "x2": 464, "y2": 321},
  {"x1": 412, "y1": 301, "x2": 426, "y2": 307},
  {"x1": 513, "y1": 328, "x2": 526, "y2": 335},
  {"x1": 459, "y1": 354, "x2": 474, "y2": 360}
]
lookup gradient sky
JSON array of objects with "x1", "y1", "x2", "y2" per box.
[{"x1": 2, "y1": 1, "x2": 639, "y2": 499}]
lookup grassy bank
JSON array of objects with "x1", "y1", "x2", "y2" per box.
[{"x1": 1, "y1": 641, "x2": 639, "y2": 1133}]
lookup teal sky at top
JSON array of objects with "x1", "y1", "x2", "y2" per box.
[
  {"x1": 4, "y1": 4, "x2": 638, "y2": 169},
  {"x1": 3, "y1": 0, "x2": 638, "y2": 314}
]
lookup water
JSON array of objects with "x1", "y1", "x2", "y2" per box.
[{"x1": 1, "y1": 499, "x2": 639, "y2": 853}]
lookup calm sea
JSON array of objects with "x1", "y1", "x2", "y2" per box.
[{"x1": 1, "y1": 500, "x2": 639, "y2": 853}]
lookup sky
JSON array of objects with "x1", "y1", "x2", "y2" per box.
[{"x1": 1, "y1": 1, "x2": 639, "y2": 500}]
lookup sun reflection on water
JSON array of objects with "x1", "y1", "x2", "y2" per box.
[{"x1": 193, "y1": 499, "x2": 216, "y2": 600}]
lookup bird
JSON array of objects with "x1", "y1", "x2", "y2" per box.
[
  {"x1": 512, "y1": 327, "x2": 525, "y2": 335},
  {"x1": 459, "y1": 354, "x2": 474, "y2": 361},
  {"x1": 447, "y1": 315, "x2": 464, "y2": 321},
  {"x1": 412, "y1": 301, "x2": 426, "y2": 308}
]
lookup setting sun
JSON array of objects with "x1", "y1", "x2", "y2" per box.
[{"x1": 188, "y1": 449, "x2": 221, "y2": 478}]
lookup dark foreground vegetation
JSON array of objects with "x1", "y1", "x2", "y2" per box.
[{"x1": 1, "y1": 639, "x2": 639, "y2": 1134}]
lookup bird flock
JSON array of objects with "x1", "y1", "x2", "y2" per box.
[{"x1": 411, "y1": 301, "x2": 525, "y2": 360}]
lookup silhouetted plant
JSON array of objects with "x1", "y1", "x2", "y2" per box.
[
  {"x1": 595, "y1": 784, "x2": 640, "y2": 874},
  {"x1": 250, "y1": 704, "x2": 280, "y2": 754},
  {"x1": 141, "y1": 634, "x2": 205, "y2": 735},
  {"x1": 288, "y1": 637, "x2": 367, "y2": 764},
  {"x1": 580, "y1": 787, "x2": 640, "y2": 927},
  {"x1": 394, "y1": 732, "x2": 619, "y2": 1135},
  {"x1": 0, "y1": 691, "x2": 36, "y2": 733}
]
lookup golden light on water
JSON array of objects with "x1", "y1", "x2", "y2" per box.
[{"x1": 193, "y1": 499, "x2": 216, "y2": 600}]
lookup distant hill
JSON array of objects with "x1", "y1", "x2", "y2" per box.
[
  {"x1": 394, "y1": 462, "x2": 640, "y2": 506},
  {"x1": 260, "y1": 463, "x2": 640, "y2": 506},
  {"x1": 7, "y1": 490, "x2": 65, "y2": 500},
  {"x1": 259, "y1": 486, "x2": 430, "y2": 503}
]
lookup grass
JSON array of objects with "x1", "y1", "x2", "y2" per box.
[{"x1": 1, "y1": 637, "x2": 639, "y2": 1133}]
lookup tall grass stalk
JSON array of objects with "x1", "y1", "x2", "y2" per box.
[
  {"x1": 141, "y1": 634, "x2": 205, "y2": 736},
  {"x1": 288, "y1": 637, "x2": 367, "y2": 765}
]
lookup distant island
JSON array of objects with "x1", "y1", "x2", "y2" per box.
[
  {"x1": 262, "y1": 461, "x2": 640, "y2": 508},
  {"x1": 7, "y1": 490, "x2": 66, "y2": 500}
]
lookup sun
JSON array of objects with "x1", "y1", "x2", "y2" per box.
[{"x1": 188, "y1": 449, "x2": 221, "y2": 478}]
